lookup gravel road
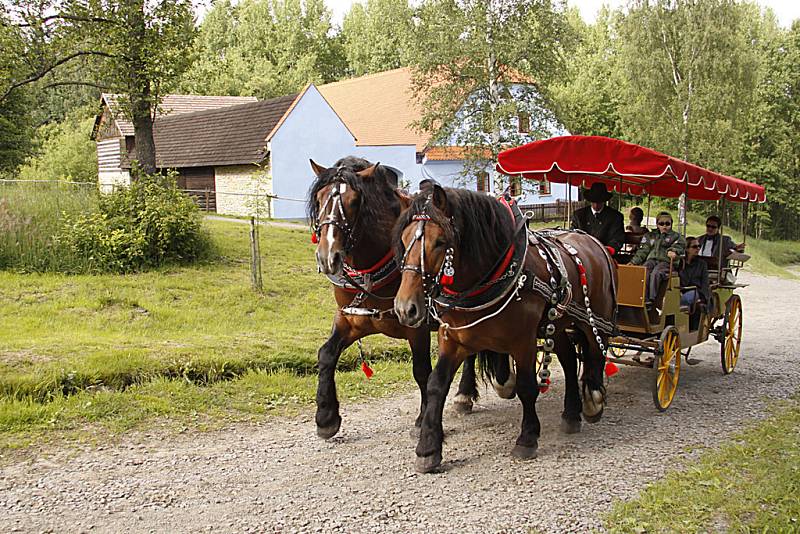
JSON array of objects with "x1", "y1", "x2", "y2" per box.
[{"x1": 1, "y1": 272, "x2": 798, "y2": 533}]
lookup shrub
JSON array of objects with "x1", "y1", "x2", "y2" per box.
[{"x1": 57, "y1": 173, "x2": 212, "y2": 273}]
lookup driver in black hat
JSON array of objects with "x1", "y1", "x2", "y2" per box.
[{"x1": 571, "y1": 182, "x2": 625, "y2": 256}]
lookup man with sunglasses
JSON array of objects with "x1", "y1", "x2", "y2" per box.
[
  {"x1": 631, "y1": 212, "x2": 686, "y2": 307},
  {"x1": 698, "y1": 215, "x2": 745, "y2": 267}
]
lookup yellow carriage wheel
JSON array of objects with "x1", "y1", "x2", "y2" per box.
[
  {"x1": 652, "y1": 326, "x2": 681, "y2": 411},
  {"x1": 721, "y1": 295, "x2": 743, "y2": 375},
  {"x1": 608, "y1": 345, "x2": 627, "y2": 359}
]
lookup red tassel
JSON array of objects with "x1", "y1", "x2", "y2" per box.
[
  {"x1": 577, "y1": 263, "x2": 586, "y2": 274},
  {"x1": 361, "y1": 361, "x2": 374, "y2": 379},
  {"x1": 441, "y1": 274, "x2": 454, "y2": 286},
  {"x1": 311, "y1": 233, "x2": 319, "y2": 244},
  {"x1": 605, "y1": 246, "x2": 616, "y2": 256},
  {"x1": 539, "y1": 377, "x2": 551, "y2": 393},
  {"x1": 580, "y1": 274, "x2": 588, "y2": 286},
  {"x1": 605, "y1": 361, "x2": 619, "y2": 377}
]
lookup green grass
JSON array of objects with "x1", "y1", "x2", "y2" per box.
[
  {"x1": 605, "y1": 395, "x2": 800, "y2": 532},
  {"x1": 0, "y1": 181, "x2": 98, "y2": 272},
  {"x1": 0, "y1": 220, "x2": 411, "y2": 451}
]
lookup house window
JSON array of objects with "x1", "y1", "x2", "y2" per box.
[
  {"x1": 518, "y1": 112, "x2": 530, "y2": 134},
  {"x1": 539, "y1": 180, "x2": 551, "y2": 196},
  {"x1": 510, "y1": 176, "x2": 522, "y2": 197},
  {"x1": 477, "y1": 171, "x2": 490, "y2": 192}
]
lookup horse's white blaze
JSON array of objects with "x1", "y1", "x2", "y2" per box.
[{"x1": 325, "y1": 223, "x2": 336, "y2": 268}]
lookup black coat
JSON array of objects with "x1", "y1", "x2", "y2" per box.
[
  {"x1": 571, "y1": 205, "x2": 625, "y2": 252},
  {"x1": 680, "y1": 257, "x2": 710, "y2": 304}
]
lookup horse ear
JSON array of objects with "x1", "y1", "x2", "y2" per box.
[
  {"x1": 432, "y1": 184, "x2": 449, "y2": 214},
  {"x1": 309, "y1": 159, "x2": 327, "y2": 177},
  {"x1": 356, "y1": 163, "x2": 380, "y2": 180}
]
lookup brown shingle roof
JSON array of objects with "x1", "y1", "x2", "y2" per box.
[
  {"x1": 152, "y1": 94, "x2": 298, "y2": 168},
  {"x1": 102, "y1": 93, "x2": 259, "y2": 137},
  {"x1": 318, "y1": 68, "x2": 429, "y2": 151}
]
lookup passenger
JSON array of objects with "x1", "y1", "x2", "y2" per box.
[
  {"x1": 697, "y1": 215, "x2": 745, "y2": 266},
  {"x1": 626, "y1": 207, "x2": 647, "y2": 234},
  {"x1": 679, "y1": 237, "x2": 710, "y2": 312},
  {"x1": 571, "y1": 182, "x2": 625, "y2": 255},
  {"x1": 630, "y1": 211, "x2": 686, "y2": 308}
]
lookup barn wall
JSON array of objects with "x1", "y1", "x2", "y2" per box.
[
  {"x1": 214, "y1": 164, "x2": 272, "y2": 217},
  {"x1": 97, "y1": 138, "x2": 131, "y2": 193}
]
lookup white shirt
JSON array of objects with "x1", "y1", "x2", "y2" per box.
[
  {"x1": 591, "y1": 206, "x2": 604, "y2": 216},
  {"x1": 700, "y1": 237, "x2": 714, "y2": 257}
]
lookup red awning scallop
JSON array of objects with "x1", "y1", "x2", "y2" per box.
[{"x1": 496, "y1": 135, "x2": 766, "y2": 203}]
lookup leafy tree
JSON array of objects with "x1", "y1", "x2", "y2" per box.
[
  {"x1": 0, "y1": 87, "x2": 33, "y2": 175},
  {"x1": 181, "y1": 0, "x2": 345, "y2": 98},
  {"x1": 409, "y1": 0, "x2": 571, "y2": 187},
  {"x1": 341, "y1": 0, "x2": 413, "y2": 76},
  {"x1": 616, "y1": 0, "x2": 760, "y2": 172},
  {"x1": 17, "y1": 109, "x2": 97, "y2": 182},
  {"x1": 2, "y1": 0, "x2": 196, "y2": 174},
  {"x1": 549, "y1": 7, "x2": 623, "y2": 138},
  {"x1": 738, "y1": 21, "x2": 800, "y2": 240}
]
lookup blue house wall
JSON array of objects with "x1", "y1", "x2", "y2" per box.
[
  {"x1": 269, "y1": 83, "x2": 576, "y2": 219},
  {"x1": 269, "y1": 85, "x2": 357, "y2": 219}
]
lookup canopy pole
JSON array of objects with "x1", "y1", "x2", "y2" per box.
[
  {"x1": 742, "y1": 202, "x2": 748, "y2": 245},
  {"x1": 565, "y1": 177, "x2": 571, "y2": 228},
  {"x1": 618, "y1": 175, "x2": 623, "y2": 211},
  {"x1": 718, "y1": 197, "x2": 726, "y2": 285},
  {"x1": 682, "y1": 180, "x2": 689, "y2": 237},
  {"x1": 646, "y1": 194, "x2": 651, "y2": 229}
]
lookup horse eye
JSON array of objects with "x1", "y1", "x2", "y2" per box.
[{"x1": 434, "y1": 239, "x2": 447, "y2": 249}]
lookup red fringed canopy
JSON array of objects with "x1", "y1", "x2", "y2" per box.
[{"x1": 496, "y1": 136, "x2": 766, "y2": 203}]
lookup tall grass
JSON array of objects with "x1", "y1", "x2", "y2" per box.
[{"x1": 0, "y1": 181, "x2": 98, "y2": 272}]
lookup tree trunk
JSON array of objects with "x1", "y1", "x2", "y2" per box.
[
  {"x1": 486, "y1": 4, "x2": 501, "y2": 192},
  {"x1": 127, "y1": 0, "x2": 156, "y2": 176}
]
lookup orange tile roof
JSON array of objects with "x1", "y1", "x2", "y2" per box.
[
  {"x1": 424, "y1": 146, "x2": 494, "y2": 161},
  {"x1": 318, "y1": 68, "x2": 429, "y2": 151}
]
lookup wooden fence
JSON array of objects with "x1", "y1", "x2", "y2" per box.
[{"x1": 519, "y1": 200, "x2": 586, "y2": 223}]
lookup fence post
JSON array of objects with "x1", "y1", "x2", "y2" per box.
[{"x1": 249, "y1": 217, "x2": 263, "y2": 292}]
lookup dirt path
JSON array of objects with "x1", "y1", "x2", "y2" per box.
[{"x1": 1, "y1": 272, "x2": 798, "y2": 533}]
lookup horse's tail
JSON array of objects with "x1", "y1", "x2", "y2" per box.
[{"x1": 477, "y1": 351, "x2": 517, "y2": 399}]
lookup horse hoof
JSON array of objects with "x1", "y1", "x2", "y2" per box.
[
  {"x1": 583, "y1": 409, "x2": 603, "y2": 424},
  {"x1": 560, "y1": 418, "x2": 582, "y2": 434},
  {"x1": 409, "y1": 426, "x2": 421, "y2": 440},
  {"x1": 511, "y1": 444, "x2": 538, "y2": 460},
  {"x1": 316, "y1": 419, "x2": 341, "y2": 439},
  {"x1": 415, "y1": 452, "x2": 442, "y2": 474},
  {"x1": 452, "y1": 400, "x2": 473, "y2": 414},
  {"x1": 491, "y1": 380, "x2": 516, "y2": 399}
]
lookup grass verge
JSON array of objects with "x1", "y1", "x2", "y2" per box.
[
  {"x1": 605, "y1": 394, "x2": 800, "y2": 532},
  {"x1": 0, "y1": 220, "x2": 412, "y2": 452}
]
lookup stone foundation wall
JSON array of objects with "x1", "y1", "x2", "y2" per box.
[{"x1": 214, "y1": 164, "x2": 273, "y2": 217}]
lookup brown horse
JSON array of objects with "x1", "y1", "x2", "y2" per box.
[
  {"x1": 307, "y1": 157, "x2": 512, "y2": 439},
  {"x1": 393, "y1": 182, "x2": 617, "y2": 472}
]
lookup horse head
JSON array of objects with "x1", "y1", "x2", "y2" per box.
[
  {"x1": 307, "y1": 157, "x2": 399, "y2": 275},
  {"x1": 393, "y1": 182, "x2": 455, "y2": 327}
]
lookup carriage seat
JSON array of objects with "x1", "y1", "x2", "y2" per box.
[{"x1": 616, "y1": 231, "x2": 645, "y2": 264}]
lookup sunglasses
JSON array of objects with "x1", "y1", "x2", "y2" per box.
[
  {"x1": 657, "y1": 221, "x2": 672, "y2": 226},
  {"x1": 706, "y1": 224, "x2": 719, "y2": 229}
]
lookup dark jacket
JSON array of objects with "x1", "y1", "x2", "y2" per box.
[
  {"x1": 571, "y1": 205, "x2": 625, "y2": 252},
  {"x1": 697, "y1": 234, "x2": 737, "y2": 266},
  {"x1": 631, "y1": 229, "x2": 686, "y2": 265},
  {"x1": 680, "y1": 257, "x2": 710, "y2": 304}
]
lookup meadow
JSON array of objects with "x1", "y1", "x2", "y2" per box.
[{"x1": 0, "y1": 219, "x2": 411, "y2": 451}]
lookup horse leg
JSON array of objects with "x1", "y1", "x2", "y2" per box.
[
  {"x1": 415, "y1": 345, "x2": 464, "y2": 474},
  {"x1": 489, "y1": 352, "x2": 516, "y2": 399},
  {"x1": 409, "y1": 330, "x2": 432, "y2": 435},
  {"x1": 452, "y1": 354, "x2": 478, "y2": 414},
  {"x1": 579, "y1": 330, "x2": 607, "y2": 423},
  {"x1": 554, "y1": 332, "x2": 582, "y2": 434},
  {"x1": 315, "y1": 319, "x2": 354, "y2": 439},
  {"x1": 511, "y1": 352, "x2": 540, "y2": 459}
]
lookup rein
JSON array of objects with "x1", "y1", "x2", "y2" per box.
[{"x1": 313, "y1": 176, "x2": 359, "y2": 254}]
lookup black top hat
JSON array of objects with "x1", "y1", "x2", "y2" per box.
[{"x1": 583, "y1": 182, "x2": 613, "y2": 202}]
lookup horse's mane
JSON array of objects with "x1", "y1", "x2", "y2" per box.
[
  {"x1": 306, "y1": 156, "x2": 401, "y2": 233},
  {"x1": 393, "y1": 187, "x2": 514, "y2": 274}
]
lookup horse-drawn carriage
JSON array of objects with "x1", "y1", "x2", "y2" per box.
[{"x1": 497, "y1": 135, "x2": 766, "y2": 411}]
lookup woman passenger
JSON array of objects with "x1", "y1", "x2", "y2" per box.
[{"x1": 679, "y1": 236, "x2": 710, "y2": 312}]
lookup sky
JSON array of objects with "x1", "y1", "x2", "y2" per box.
[{"x1": 320, "y1": 0, "x2": 800, "y2": 27}]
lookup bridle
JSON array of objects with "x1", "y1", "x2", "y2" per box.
[
  {"x1": 399, "y1": 197, "x2": 455, "y2": 301},
  {"x1": 313, "y1": 172, "x2": 360, "y2": 254}
]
